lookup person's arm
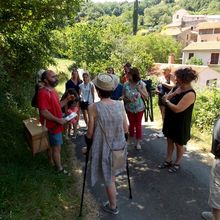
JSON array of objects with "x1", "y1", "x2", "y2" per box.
[
  {"x1": 60, "y1": 95, "x2": 75, "y2": 108},
  {"x1": 86, "y1": 104, "x2": 96, "y2": 139},
  {"x1": 137, "y1": 82, "x2": 148, "y2": 100},
  {"x1": 38, "y1": 90, "x2": 66, "y2": 125},
  {"x1": 91, "y1": 84, "x2": 95, "y2": 103},
  {"x1": 40, "y1": 109, "x2": 66, "y2": 125},
  {"x1": 165, "y1": 92, "x2": 196, "y2": 113},
  {"x1": 165, "y1": 87, "x2": 181, "y2": 100},
  {"x1": 162, "y1": 75, "x2": 175, "y2": 90},
  {"x1": 120, "y1": 84, "x2": 130, "y2": 101},
  {"x1": 79, "y1": 85, "x2": 82, "y2": 99},
  {"x1": 65, "y1": 81, "x2": 69, "y2": 91},
  {"x1": 123, "y1": 108, "x2": 129, "y2": 134}
]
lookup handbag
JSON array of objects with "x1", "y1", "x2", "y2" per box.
[{"x1": 98, "y1": 119, "x2": 127, "y2": 172}]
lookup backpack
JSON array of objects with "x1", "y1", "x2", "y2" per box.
[
  {"x1": 211, "y1": 116, "x2": 220, "y2": 158},
  {"x1": 31, "y1": 84, "x2": 40, "y2": 108}
]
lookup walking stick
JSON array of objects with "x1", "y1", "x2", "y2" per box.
[
  {"x1": 79, "y1": 151, "x2": 89, "y2": 217},
  {"x1": 126, "y1": 158, "x2": 132, "y2": 199},
  {"x1": 79, "y1": 136, "x2": 92, "y2": 217}
]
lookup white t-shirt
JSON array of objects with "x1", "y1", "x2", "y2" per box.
[{"x1": 79, "y1": 82, "x2": 94, "y2": 104}]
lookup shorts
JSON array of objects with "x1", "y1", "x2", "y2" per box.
[
  {"x1": 48, "y1": 132, "x2": 63, "y2": 147},
  {"x1": 208, "y1": 159, "x2": 220, "y2": 209}
]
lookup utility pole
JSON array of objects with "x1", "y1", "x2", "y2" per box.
[{"x1": 133, "y1": 0, "x2": 138, "y2": 35}]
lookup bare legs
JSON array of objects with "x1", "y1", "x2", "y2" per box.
[
  {"x1": 105, "y1": 177, "x2": 117, "y2": 209},
  {"x1": 52, "y1": 146, "x2": 62, "y2": 170},
  {"x1": 159, "y1": 105, "x2": 165, "y2": 122},
  {"x1": 82, "y1": 110, "x2": 89, "y2": 125},
  {"x1": 165, "y1": 138, "x2": 175, "y2": 162},
  {"x1": 175, "y1": 144, "x2": 185, "y2": 165},
  {"x1": 165, "y1": 138, "x2": 185, "y2": 165},
  {"x1": 47, "y1": 146, "x2": 62, "y2": 170}
]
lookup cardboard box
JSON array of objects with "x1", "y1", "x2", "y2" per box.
[{"x1": 23, "y1": 118, "x2": 50, "y2": 155}]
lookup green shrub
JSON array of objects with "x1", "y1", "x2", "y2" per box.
[
  {"x1": 192, "y1": 88, "x2": 220, "y2": 132},
  {"x1": 186, "y1": 57, "x2": 203, "y2": 65}
]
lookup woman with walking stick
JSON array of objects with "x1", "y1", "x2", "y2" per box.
[{"x1": 83, "y1": 74, "x2": 129, "y2": 215}]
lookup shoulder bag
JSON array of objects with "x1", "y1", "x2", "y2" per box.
[{"x1": 98, "y1": 119, "x2": 127, "y2": 172}]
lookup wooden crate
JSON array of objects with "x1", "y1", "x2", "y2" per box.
[{"x1": 23, "y1": 118, "x2": 50, "y2": 155}]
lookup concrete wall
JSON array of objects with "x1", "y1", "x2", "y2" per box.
[
  {"x1": 198, "y1": 68, "x2": 220, "y2": 87},
  {"x1": 197, "y1": 33, "x2": 220, "y2": 42},
  {"x1": 182, "y1": 51, "x2": 220, "y2": 65},
  {"x1": 176, "y1": 29, "x2": 192, "y2": 47}
]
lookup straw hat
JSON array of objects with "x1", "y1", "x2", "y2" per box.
[{"x1": 93, "y1": 74, "x2": 115, "y2": 91}]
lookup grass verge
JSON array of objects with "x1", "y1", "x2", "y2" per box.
[
  {"x1": 0, "y1": 58, "x2": 97, "y2": 220},
  {"x1": 0, "y1": 106, "x2": 84, "y2": 219}
]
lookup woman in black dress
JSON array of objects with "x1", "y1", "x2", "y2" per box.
[
  {"x1": 65, "y1": 68, "x2": 82, "y2": 95},
  {"x1": 159, "y1": 67, "x2": 198, "y2": 173}
]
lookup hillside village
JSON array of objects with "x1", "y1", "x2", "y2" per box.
[{"x1": 159, "y1": 9, "x2": 220, "y2": 87}]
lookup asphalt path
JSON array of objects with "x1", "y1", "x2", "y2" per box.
[{"x1": 74, "y1": 122, "x2": 212, "y2": 220}]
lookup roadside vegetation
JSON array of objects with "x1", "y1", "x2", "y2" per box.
[{"x1": 0, "y1": 0, "x2": 219, "y2": 218}]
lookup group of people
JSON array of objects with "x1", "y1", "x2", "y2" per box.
[{"x1": 35, "y1": 63, "x2": 218, "y2": 219}]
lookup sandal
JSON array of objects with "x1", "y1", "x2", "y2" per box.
[
  {"x1": 158, "y1": 161, "x2": 172, "y2": 169},
  {"x1": 168, "y1": 164, "x2": 180, "y2": 173}
]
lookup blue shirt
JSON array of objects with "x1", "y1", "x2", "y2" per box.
[{"x1": 111, "y1": 83, "x2": 123, "y2": 100}]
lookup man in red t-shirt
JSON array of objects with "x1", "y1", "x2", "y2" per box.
[{"x1": 37, "y1": 70, "x2": 74, "y2": 174}]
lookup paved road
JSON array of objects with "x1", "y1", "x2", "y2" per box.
[{"x1": 74, "y1": 123, "x2": 212, "y2": 220}]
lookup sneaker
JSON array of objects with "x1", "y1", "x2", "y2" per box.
[
  {"x1": 101, "y1": 202, "x2": 119, "y2": 215},
  {"x1": 136, "y1": 143, "x2": 142, "y2": 150},
  {"x1": 201, "y1": 211, "x2": 212, "y2": 220},
  {"x1": 157, "y1": 131, "x2": 164, "y2": 138}
]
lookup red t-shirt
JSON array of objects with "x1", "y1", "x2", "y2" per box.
[{"x1": 37, "y1": 87, "x2": 63, "y2": 134}]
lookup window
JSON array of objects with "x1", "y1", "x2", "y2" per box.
[
  {"x1": 189, "y1": 53, "x2": 194, "y2": 59},
  {"x1": 214, "y1": 28, "x2": 220, "y2": 34},
  {"x1": 210, "y1": 53, "x2": 219, "y2": 64},
  {"x1": 199, "y1": 29, "x2": 213, "y2": 35},
  {"x1": 186, "y1": 34, "x2": 189, "y2": 40},
  {"x1": 176, "y1": 15, "x2": 179, "y2": 19}
]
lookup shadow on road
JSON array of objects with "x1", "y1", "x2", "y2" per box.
[{"x1": 73, "y1": 125, "x2": 211, "y2": 220}]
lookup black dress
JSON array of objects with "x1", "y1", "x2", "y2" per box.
[
  {"x1": 65, "y1": 79, "x2": 82, "y2": 95},
  {"x1": 163, "y1": 88, "x2": 196, "y2": 145}
]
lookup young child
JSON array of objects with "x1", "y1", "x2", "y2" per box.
[{"x1": 61, "y1": 88, "x2": 80, "y2": 138}]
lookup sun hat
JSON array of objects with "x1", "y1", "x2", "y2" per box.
[{"x1": 93, "y1": 74, "x2": 115, "y2": 91}]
